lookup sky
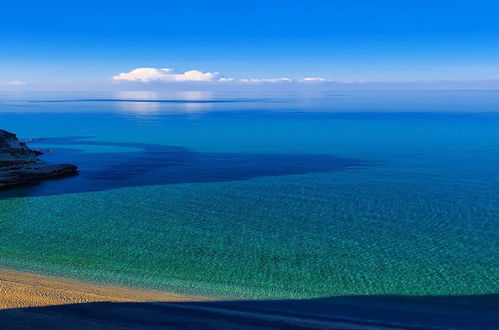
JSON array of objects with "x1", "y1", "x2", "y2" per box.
[{"x1": 1, "y1": 0, "x2": 499, "y2": 90}]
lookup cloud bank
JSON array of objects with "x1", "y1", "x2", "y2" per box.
[
  {"x1": 113, "y1": 68, "x2": 221, "y2": 82},
  {"x1": 300, "y1": 77, "x2": 329, "y2": 82},
  {"x1": 5, "y1": 80, "x2": 27, "y2": 86},
  {"x1": 112, "y1": 68, "x2": 330, "y2": 84},
  {"x1": 239, "y1": 78, "x2": 292, "y2": 83}
]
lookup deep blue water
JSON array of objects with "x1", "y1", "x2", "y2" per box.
[{"x1": 0, "y1": 90, "x2": 498, "y2": 299}]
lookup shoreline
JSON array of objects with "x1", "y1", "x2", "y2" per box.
[
  {"x1": 1, "y1": 267, "x2": 498, "y2": 328},
  {"x1": 0, "y1": 268, "x2": 405, "y2": 329},
  {"x1": 0, "y1": 268, "x2": 390, "y2": 329},
  {"x1": 0, "y1": 267, "x2": 210, "y2": 309}
]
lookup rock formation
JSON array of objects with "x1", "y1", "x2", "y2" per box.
[{"x1": 0, "y1": 130, "x2": 78, "y2": 188}]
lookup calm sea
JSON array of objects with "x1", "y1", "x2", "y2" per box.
[{"x1": 1, "y1": 90, "x2": 498, "y2": 299}]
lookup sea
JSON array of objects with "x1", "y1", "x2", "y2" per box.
[{"x1": 1, "y1": 90, "x2": 498, "y2": 300}]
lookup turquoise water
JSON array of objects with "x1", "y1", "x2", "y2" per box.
[{"x1": 1, "y1": 91, "x2": 498, "y2": 299}]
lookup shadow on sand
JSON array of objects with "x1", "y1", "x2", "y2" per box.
[
  {"x1": 1, "y1": 137, "x2": 373, "y2": 198},
  {"x1": 1, "y1": 294, "x2": 498, "y2": 329}
]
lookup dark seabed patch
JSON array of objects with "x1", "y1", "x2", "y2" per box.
[{"x1": 0, "y1": 137, "x2": 373, "y2": 198}]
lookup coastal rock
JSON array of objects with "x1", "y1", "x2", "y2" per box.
[{"x1": 0, "y1": 130, "x2": 77, "y2": 188}]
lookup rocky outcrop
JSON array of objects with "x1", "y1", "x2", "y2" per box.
[{"x1": 0, "y1": 130, "x2": 78, "y2": 188}]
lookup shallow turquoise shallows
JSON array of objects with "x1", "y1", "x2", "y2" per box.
[{"x1": 1, "y1": 90, "x2": 498, "y2": 299}]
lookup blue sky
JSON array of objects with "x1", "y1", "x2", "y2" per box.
[{"x1": 1, "y1": 0, "x2": 498, "y2": 89}]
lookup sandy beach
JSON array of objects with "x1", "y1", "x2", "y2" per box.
[
  {"x1": 0, "y1": 268, "x2": 381, "y2": 329},
  {"x1": 0, "y1": 268, "x2": 206, "y2": 309},
  {"x1": 1, "y1": 268, "x2": 498, "y2": 329}
]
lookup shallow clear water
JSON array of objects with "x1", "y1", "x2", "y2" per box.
[{"x1": 1, "y1": 90, "x2": 498, "y2": 299}]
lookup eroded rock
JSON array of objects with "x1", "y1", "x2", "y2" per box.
[{"x1": 0, "y1": 130, "x2": 78, "y2": 188}]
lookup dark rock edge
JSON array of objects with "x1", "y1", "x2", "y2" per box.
[{"x1": 0, "y1": 130, "x2": 78, "y2": 189}]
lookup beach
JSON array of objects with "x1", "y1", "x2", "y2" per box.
[
  {"x1": 0, "y1": 268, "x2": 205, "y2": 309},
  {"x1": 0, "y1": 268, "x2": 386, "y2": 329},
  {"x1": 2, "y1": 267, "x2": 498, "y2": 329}
]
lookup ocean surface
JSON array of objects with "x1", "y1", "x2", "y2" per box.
[{"x1": 0, "y1": 90, "x2": 498, "y2": 300}]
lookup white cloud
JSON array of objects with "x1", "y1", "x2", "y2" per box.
[
  {"x1": 7, "y1": 80, "x2": 27, "y2": 86},
  {"x1": 112, "y1": 67, "x2": 331, "y2": 85},
  {"x1": 239, "y1": 78, "x2": 292, "y2": 83},
  {"x1": 113, "y1": 68, "x2": 221, "y2": 82},
  {"x1": 300, "y1": 77, "x2": 329, "y2": 82}
]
